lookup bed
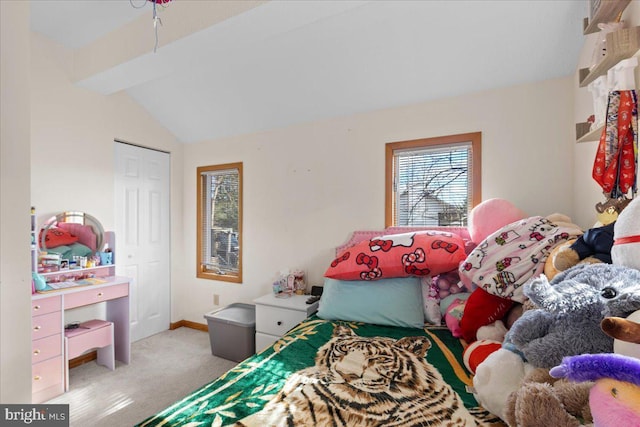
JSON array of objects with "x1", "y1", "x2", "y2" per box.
[{"x1": 137, "y1": 227, "x2": 507, "y2": 427}]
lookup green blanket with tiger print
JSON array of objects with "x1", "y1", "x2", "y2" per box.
[{"x1": 137, "y1": 317, "x2": 504, "y2": 427}]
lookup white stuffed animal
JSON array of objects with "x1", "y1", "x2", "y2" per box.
[
  {"x1": 612, "y1": 197, "x2": 640, "y2": 270},
  {"x1": 476, "y1": 320, "x2": 508, "y2": 342},
  {"x1": 472, "y1": 348, "x2": 534, "y2": 420}
]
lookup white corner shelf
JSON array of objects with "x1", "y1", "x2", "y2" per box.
[
  {"x1": 579, "y1": 27, "x2": 640, "y2": 87},
  {"x1": 575, "y1": 0, "x2": 638, "y2": 144},
  {"x1": 583, "y1": 0, "x2": 632, "y2": 35},
  {"x1": 576, "y1": 124, "x2": 605, "y2": 143}
]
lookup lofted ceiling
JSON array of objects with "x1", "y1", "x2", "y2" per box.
[{"x1": 30, "y1": 0, "x2": 587, "y2": 143}]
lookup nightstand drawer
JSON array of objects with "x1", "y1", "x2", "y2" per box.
[
  {"x1": 32, "y1": 334, "x2": 62, "y2": 364},
  {"x1": 256, "y1": 305, "x2": 307, "y2": 337},
  {"x1": 255, "y1": 332, "x2": 279, "y2": 353}
]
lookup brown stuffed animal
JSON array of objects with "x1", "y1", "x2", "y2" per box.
[
  {"x1": 553, "y1": 222, "x2": 615, "y2": 272},
  {"x1": 601, "y1": 311, "x2": 640, "y2": 359},
  {"x1": 544, "y1": 239, "x2": 576, "y2": 280},
  {"x1": 504, "y1": 368, "x2": 593, "y2": 427},
  {"x1": 601, "y1": 316, "x2": 640, "y2": 344}
]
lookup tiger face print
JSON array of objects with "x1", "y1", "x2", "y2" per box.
[
  {"x1": 314, "y1": 324, "x2": 431, "y2": 394},
  {"x1": 236, "y1": 325, "x2": 486, "y2": 427}
]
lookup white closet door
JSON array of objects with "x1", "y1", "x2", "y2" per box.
[{"x1": 115, "y1": 142, "x2": 170, "y2": 342}]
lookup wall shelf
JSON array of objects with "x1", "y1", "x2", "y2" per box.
[
  {"x1": 583, "y1": 0, "x2": 631, "y2": 34},
  {"x1": 576, "y1": 123, "x2": 604, "y2": 143},
  {"x1": 579, "y1": 26, "x2": 640, "y2": 87}
]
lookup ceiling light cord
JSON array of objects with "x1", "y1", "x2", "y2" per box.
[
  {"x1": 153, "y1": 1, "x2": 162, "y2": 53},
  {"x1": 129, "y1": 0, "x2": 172, "y2": 53}
]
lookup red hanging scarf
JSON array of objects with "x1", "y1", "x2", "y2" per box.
[{"x1": 592, "y1": 90, "x2": 638, "y2": 197}]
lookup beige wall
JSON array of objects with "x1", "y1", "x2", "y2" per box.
[
  {"x1": 1, "y1": 0, "x2": 33, "y2": 403},
  {"x1": 29, "y1": 34, "x2": 184, "y2": 331},
  {"x1": 31, "y1": 33, "x2": 183, "y2": 232},
  {"x1": 30, "y1": 33, "x2": 185, "y2": 324},
  {"x1": 178, "y1": 77, "x2": 575, "y2": 324}
]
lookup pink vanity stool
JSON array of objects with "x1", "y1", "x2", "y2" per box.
[{"x1": 64, "y1": 319, "x2": 115, "y2": 391}]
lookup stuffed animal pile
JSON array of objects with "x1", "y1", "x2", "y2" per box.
[
  {"x1": 460, "y1": 196, "x2": 640, "y2": 425},
  {"x1": 471, "y1": 263, "x2": 640, "y2": 421},
  {"x1": 458, "y1": 205, "x2": 582, "y2": 342}
]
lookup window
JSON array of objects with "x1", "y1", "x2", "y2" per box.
[
  {"x1": 385, "y1": 132, "x2": 481, "y2": 228},
  {"x1": 197, "y1": 163, "x2": 243, "y2": 282}
]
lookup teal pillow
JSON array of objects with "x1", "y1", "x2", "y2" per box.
[
  {"x1": 47, "y1": 242, "x2": 92, "y2": 260},
  {"x1": 317, "y1": 277, "x2": 425, "y2": 329},
  {"x1": 65, "y1": 243, "x2": 93, "y2": 258},
  {"x1": 46, "y1": 245, "x2": 70, "y2": 258}
]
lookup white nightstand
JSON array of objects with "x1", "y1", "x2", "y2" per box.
[{"x1": 253, "y1": 293, "x2": 319, "y2": 352}]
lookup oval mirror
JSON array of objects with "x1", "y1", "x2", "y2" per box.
[{"x1": 40, "y1": 212, "x2": 105, "y2": 257}]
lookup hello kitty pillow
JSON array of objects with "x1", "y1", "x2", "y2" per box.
[
  {"x1": 325, "y1": 231, "x2": 466, "y2": 281},
  {"x1": 39, "y1": 227, "x2": 79, "y2": 249},
  {"x1": 458, "y1": 216, "x2": 582, "y2": 302}
]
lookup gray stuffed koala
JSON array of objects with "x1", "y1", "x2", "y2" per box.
[{"x1": 504, "y1": 263, "x2": 640, "y2": 368}]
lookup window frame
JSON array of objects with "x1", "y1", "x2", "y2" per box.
[
  {"x1": 197, "y1": 162, "x2": 243, "y2": 283},
  {"x1": 385, "y1": 132, "x2": 481, "y2": 228}
]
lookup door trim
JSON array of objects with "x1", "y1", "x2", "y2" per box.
[{"x1": 114, "y1": 138, "x2": 170, "y2": 154}]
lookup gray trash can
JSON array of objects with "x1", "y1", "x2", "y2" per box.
[{"x1": 204, "y1": 303, "x2": 256, "y2": 362}]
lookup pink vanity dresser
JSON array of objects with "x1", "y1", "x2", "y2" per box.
[
  {"x1": 31, "y1": 214, "x2": 131, "y2": 404},
  {"x1": 31, "y1": 273, "x2": 131, "y2": 403}
]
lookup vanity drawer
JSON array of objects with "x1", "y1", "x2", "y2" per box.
[
  {"x1": 32, "y1": 334, "x2": 62, "y2": 364},
  {"x1": 256, "y1": 305, "x2": 307, "y2": 337},
  {"x1": 64, "y1": 283, "x2": 128, "y2": 309},
  {"x1": 32, "y1": 356, "x2": 63, "y2": 393},
  {"x1": 32, "y1": 296, "x2": 61, "y2": 317},
  {"x1": 32, "y1": 311, "x2": 62, "y2": 341}
]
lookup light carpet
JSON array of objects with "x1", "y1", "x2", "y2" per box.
[{"x1": 47, "y1": 327, "x2": 238, "y2": 427}]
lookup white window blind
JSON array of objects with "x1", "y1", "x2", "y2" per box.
[
  {"x1": 201, "y1": 171, "x2": 214, "y2": 269},
  {"x1": 392, "y1": 142, "x2": 472, "y2": 226},
  {"x1": 200, "y1": 167, "x2": 240, "y2": 276}
]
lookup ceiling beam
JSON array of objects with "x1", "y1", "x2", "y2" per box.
[{"x1": 73, "y1": 0, "x2": 369, "y2": 95}]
